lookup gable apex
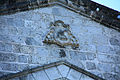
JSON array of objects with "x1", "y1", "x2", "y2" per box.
[{"x1": 0, "y1": 0, "x2": 120, "y2": 31}]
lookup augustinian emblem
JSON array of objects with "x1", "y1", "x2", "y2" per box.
[{"x1": 43, "y1": 20, "x2": 79, "y2": 49}]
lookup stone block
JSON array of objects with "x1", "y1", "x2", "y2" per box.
[
  {"x1": 50, "y1": 48, "x2": 70, "y2": 58},
  {"x1": 54, "y1": 15, "x2": 73, "y2": 25},
  {"x1": 103, "y1": 73, "x2": 120, "y2": 80},
  {"x1": 19, "y1": 64, "x2": 29, "y2": 71},
  {"x1": 0, "y1": 63, "x2": 19, "y2": 71},
  {"x1": 0, "y1": 35, "x2": 9, "y2": 42},
  {"x1": 17, "y1": 27, "x2": 30, "y2": 36},
  {"x1": 86, "y1": 62, "x2": 96, "y2": 70},
  {"x1": 0, "y1": 52, "x2": 17, "y2": 62},
  {"x1": 45, "y1": 67, "x2": 62, "y2": 80},
  {"x1": 52, "y1": 8, "x2": 61, "y2": 16},
  {"x1": 0, "y1": 17, "x2": 7, "y2": 26},
  {"x1": 98, "y1": 54, "x2": 114, "y2": 63},
  {"x1": 13, "y1": 18, "x2": 24, "y2": 28},
  {"x1": 57, "y1": 65, "x2": 70, "y2": 77},
  {"x1": 29, "y1": 12, "x2": 42, "y2": 21},
  {"x1": 96, "y1": 45, "x2": 111, "y2": 53},
  {"x1": 13, "y1": 44, "x2": 34, "y2": 54},
  {"x1": 0, "y1": 35, "x2": 25, "y2": 44},
  {"x1": 30, "y1": 47, "x2": 49, "y2": 64},
  {"x1": 67, "y1": 69, "x2": 82, "y2": 80},
  {"x1": 98, "y1": 54, "x2": 120, "y2": 64},
  {"x1": 18, "y1": 55, "x2": 28, "y2": 63},
  {"x1": 10, "y1": 35, "x2": 25, "y2": 44},
  {"x1": 110, "y1": 37, "x2": 120, "y2": 46},
  {"x1": 25, "y1": 37, "x2": 42, "y2": 46},
  {"x1": 25, "y1": 37, "x2": 37, "y2": 45},
  {"x1": 32, "y1": 70, "x2": 49, "y2": 80},
  {"x1": 8, "y1": 27, "x2": 18, "y2": 35},
  {"x1": 18, "y1": 75, "x2": 28, "y2": 80},
  {"x1": 87, "y1": 53, "x2": 96, "y2": 60},
  {"x1": 0, "y1": 26, "x2": 18, "y2": 36},
  {"x1": 97, "y1": 63, "x2": 114, "y2": 73},
  {"x1": 6, "y1": 18, "x2": 15, "y2": 27},
  {"x1": 0, "y1": 72, "x2": 11, "y2": 77},
  {"x1": 92, "y1": 34, "x2": 109, "y2": 45},
  {"x1": 80, "y1": 44, "x2": 96, "y2": 53},
  {"x1": 70, "y1": 51, "x2": 87, "y2": 60},
  {"x1": 114, "y1": 65, "x2": 120, "y2": 74},
  {"x1": 13, "y1": 44, "x2": 21, "y2": 53},
  {"x1": 80, "y1": 74, "x2": 94, "y2": 80},
  {"x1": 113, "y1": 56, "x2": 120, "y2": 64},
  {"x1": 0, "y1": 42, "x2": 13, "y2": 52}
]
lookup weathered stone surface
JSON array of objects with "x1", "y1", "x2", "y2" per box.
[
  {"x1": 57, "y1": 65, "x2": 70, "y2": 77},
  {"x1": 67, "y1": 69, "x2": 82, "y2": 80},
  {"x1": 0, "y1": 42, "x2": 13, "y2": 52},
  {"x1": 30, "y1": 47, "x2": 49, "y2": 64},
  {"x1": 52, "y1": 8, "x2": 61, "y2": 16},
  {"x1": 18, "y1": 55, "x2": 28, "y2": 63},
  {"x1": 79, "y1": 44, "x2": 96, "y2": 53},
  {"x1": 0, "y1": 26, "x2": 18, "y2": 36},
  {"x1": 86, "y1": 62, "x2": 96, "y2": 70},
  {"x1": 32, "y1": 71, "x2": 49, "y2": 80},
  {"x1": 70, "y1": 51, "x2": 87, "y2": 60},
  {"x1": 0, "y1": 52, "x2": 17, "y2": 62},
  {"x1": 92, "y1": 34, "x2": 109, "y2": 45},
  {"x1": 103, "y1": 73, "x2": 120, "y2": 80},
  {"x1": 0, "y1": 4, "x2": 120, "y2": 80},
  {"x1": 25, "y1": 37, "x2": 40, "y2": 46},
  {"x1": 97, "y1": 54, "x2": 120, "y2": 64},
  {"x1": 13, "y1": 44, "x2": 34, "y2": 54},
  {"x1": 110, "y1": 37, "x2": 120, "y2": 46},
  {"x1": 0, "y1": 72, "x2": 10, "y2": 77},
  {"x1": 0, "y1": 63, "x2": 19, "y2": 71},
  {"x1": 80, "y1": 74, "x2": 94, "y2": 80},
  {"x1": 96, "y1": 45, "x2": 111, "y2": 53},
  {"x1": 45, "y1": 67, "x2": 62, "y2": 80},
  {"x1": 49, "y1": 47, "x2": 70, "y2": 59},
  {"x1": 114, "y1": 65, "x2": 120, "y2": 74},
  {"x1": 0, "y1": 35, "x2": 25, "y2": 44},
  {"x1": 87, "y1": 53, "x2": 96, "y2": 60},
  {"x1": 97, "y1": 63, "x2": 114, "y2": 73}
]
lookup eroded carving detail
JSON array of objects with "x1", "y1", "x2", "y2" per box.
[{"x1": 43, "y1": 20, "x2": 79, "y2": 49}]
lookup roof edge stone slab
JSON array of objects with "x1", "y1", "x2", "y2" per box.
[
  {"x1": 0, "y1": 0, "x2": 120, "y2": 31},
  {"x1": 0, "y1": 60, "x2": 105, "y2": 80}
]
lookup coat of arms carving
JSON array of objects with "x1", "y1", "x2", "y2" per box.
[{"x1": 43, "y1": 20, "x2": 79, "y2": 49}]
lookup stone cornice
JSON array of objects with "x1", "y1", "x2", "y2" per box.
[
  {"x1": 0, "y1": 0, "x2": 120, "y2": 31},
  {"x1": 0, "y1": 60, "x2": 105, "y2": 80}
]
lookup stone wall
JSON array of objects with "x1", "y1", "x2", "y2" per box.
[{"x1": 0, "y1": 5, "x2": 120, "y2": 80}]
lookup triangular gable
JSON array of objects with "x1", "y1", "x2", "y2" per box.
[
  {"x1": 0, "y1": 61, "x2": 104, "y2": 80},
  {"x1": 0, "y1": 0, "x2": 120, "y2": 31}
]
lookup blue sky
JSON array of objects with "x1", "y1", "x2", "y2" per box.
[{"x1": 91, "y1": 0, "x2": 120, "y2": 12}]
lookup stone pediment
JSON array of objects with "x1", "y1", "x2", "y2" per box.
[
  {"x1": 0, "y1": 0, "x2": 120, "y2": 31},
  {"x1": 0, "y1": 61, "x2": 104, "y2": 80}
]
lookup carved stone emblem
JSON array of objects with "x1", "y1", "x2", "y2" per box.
[{"x1": 43, "y1": 20, "x2": 79, "y2": 49}]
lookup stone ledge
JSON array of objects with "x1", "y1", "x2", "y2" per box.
[{"x1": 0, "y1": 60, "x2": 105, "y2": 80}]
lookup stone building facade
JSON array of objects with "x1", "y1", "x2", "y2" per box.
[{"x1": 0, "y1": 0, "x2": 120, "y2": 80}]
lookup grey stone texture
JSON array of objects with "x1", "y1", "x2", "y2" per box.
[
  {"x1": 0, "y1": 5, "x2": 120, "y2": 80},
  {"x1": 86, "y1": 62, "x2": 96, "y2": 70}
]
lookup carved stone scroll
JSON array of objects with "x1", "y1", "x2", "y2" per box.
[{"x1": 43, "y1": 20, "x2": 79, "y2": 49}]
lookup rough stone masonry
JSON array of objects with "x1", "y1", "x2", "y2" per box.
[{"x1": 0, "y1": 0, "x2": 120, "y2": 80}]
